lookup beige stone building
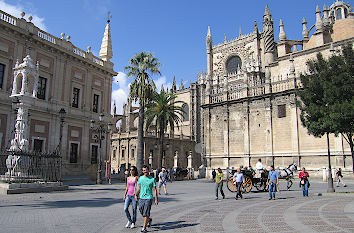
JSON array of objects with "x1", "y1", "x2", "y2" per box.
[
  {"x1": 110, "y1": 79, "x2": 201, "y2": 172},
  {"x1": 0, "y1": 10, "x2": 117, "y2": 175},
  {"x1": 111, "y1": 2, "x2": 353, "y2": 176}
]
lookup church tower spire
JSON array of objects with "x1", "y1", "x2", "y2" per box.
[
  {"x1": 172, "y1": 76, "x2": 177, "y2": 92},
  {"x1": 262, "y1": 5, "x2": 276, "y2": 66},
  {"x1": 99, "y1": 13, "x2": 113, "y2": 61},
  {"x1": 206, "y1": 26, "x2": 213, "y2": 76}
]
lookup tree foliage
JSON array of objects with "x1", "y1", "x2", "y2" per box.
[
  {"x1": 125, "y1": 52, "x2": 161, "y2": 172},
  {"x1": 297, "y1": 44, "x2": 354, "y2": 171},
  {"x1": 145, "y1": 90, "x2": 185, "y2": 169}
]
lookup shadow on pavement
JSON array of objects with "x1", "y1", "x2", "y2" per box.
[{"x1": 152, "y1": 220, "x2": 199, "y2": 231}]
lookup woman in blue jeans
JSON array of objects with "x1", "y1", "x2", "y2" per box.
[
  {"x1": 123, "y1": 166, "x2": 138, "y2": 229},
  {"x1": 299, "y1": 167, "x2": 309, "y2": 196}
]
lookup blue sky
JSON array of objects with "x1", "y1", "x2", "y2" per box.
[{"x1": 1, "y1": 0, "x2": 349, "y2": 113}]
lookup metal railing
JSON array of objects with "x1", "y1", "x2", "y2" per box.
[{"x1": 0, "y1": 150, "x2": 62, "y2": 183}]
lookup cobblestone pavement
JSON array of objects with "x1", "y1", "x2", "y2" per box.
[{"x1": 0, "y1": 179, "x2": 353, "y2": 233}]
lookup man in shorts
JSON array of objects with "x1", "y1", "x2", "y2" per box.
[
  {"x1": 135, "y1": 165, "x2": 158, "y2": 233},
  {"x1": 158, "y1": 168, "x2": 168, "y2": 195}
]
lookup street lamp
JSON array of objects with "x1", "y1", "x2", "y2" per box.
[
  {"x1": 90, "y1": 113, "x2": 112, "y2": 184},
  {"x1": 58, "y1": 108, "x2": 66, "y2": 154}
]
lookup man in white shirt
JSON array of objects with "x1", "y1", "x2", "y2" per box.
[
  {"x1": 255, "y1": 159, "x2": 264, "y2": 178},
  {"x1": 256, "y1": 159, "x2": 264, "y2": 170},
  {"x1": 233, "y1": 168, "x2": 245, "y2": 200}
]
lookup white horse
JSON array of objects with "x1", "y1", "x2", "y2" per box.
[{"x1": 276, "y1": 163, "x2": 297, "y2": 189}]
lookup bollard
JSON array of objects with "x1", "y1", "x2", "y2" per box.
[
  {"x1": 322, "y1": 167, "x2": 327, "y2": 182},
  {"x1": 332, "y1": 167, "x2": 336, "y2": 181}
]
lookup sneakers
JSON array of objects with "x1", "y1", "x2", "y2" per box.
[
  {"x1": 125, "y1": 221, "x2": 131, "y2": 228},
  {"x1": 272, "y1": 197, "x2": 276, "y2": 200},
  {"x1": 268, "y1": 198, "x2": 272, "y2": 200},
  {"x1": 130, "y1": 223, "x2": 135, "y2": 229},
  {"x1": 141, "y1": 228, "x2": 147, "y2": 233},
  {"x1": 215, "y1": 197, "x2": 218, "y2": 200},
  {"x1": 222, "y1": 195, "x2": 225, "y2": 199},
  {"x1": 147, "y1": 218, "x2": 152, "y2": 227}
]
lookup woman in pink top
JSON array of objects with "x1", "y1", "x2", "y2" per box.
[{"x1": 123, "y1": 166, "x2": 138, "y2": 229}]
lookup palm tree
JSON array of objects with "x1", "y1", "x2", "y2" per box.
[
  {"x1": 145, "y1": 89, "x2": 185, "y2": 170},
  {"x1": 125, "y1": 52, "x2": 161, "y2": 172}
]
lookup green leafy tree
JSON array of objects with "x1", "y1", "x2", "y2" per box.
[
  {"x1": 145, "y1": 89, "x2": 185, "y2": 170},
  {"x1": 125, "y1": 52, "x2": 161, "y2": 172},
  {"x1": 297, "y1": 43, "x2": 354, "y2": 175}
]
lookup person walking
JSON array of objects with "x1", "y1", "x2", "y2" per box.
[
  {"x1": 135, "y1": 165, "x2": 158, "y2": 233},
  {"x1": 268, "y1": 165, "x2": 279, "y2": 200},
  {"x1": 299, "y1": 167, "x2": 310, "y2": 197},
  {"x1": 233, "y1": 168, "x2": 245, "y2": 200},
  {"x1": 158, "y1": 168, "x2": 168, "y2": 195},
  {"x1": 215, "y1": 168, "x2": 225, "y2": 200},
  {"x1": 336, "y1": 168, "x2": 347, "y2": 187},
  {"x1": 123, "y1": 166, "x2": 139, "y2": 229},
  {"x1": 212, "y1": 169, "x2": 216, "y2": 181}
]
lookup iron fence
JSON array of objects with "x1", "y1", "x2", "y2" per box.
[{"x1": 0, "y1": 150, "x2": 62, "y2": 183}]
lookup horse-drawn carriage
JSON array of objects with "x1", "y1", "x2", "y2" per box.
[{"x1": 226, "y1": 163, "x2": 297, "y2": 193}]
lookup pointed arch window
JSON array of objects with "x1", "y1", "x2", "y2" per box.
[
  {"x1": 226, "y1": 56, "x2": 242, "y2": 74},
  {"x1": 182, "y1": 103, "x2": 189, "y2": 122}
]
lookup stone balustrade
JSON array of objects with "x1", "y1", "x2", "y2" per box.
[
  {"x1": 0, "y1": 9, "x2": 105, "y2": 68},
  {"x1": 0, "y1": 10, "x2": 16, "y2": 25}
]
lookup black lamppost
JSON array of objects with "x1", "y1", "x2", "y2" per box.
[
  {"x1": 90, "y1": 113, "x2": 113, "y2": 184},
  {"x1": 58, "y1": 108, "x2": 66, "y2": 154}
]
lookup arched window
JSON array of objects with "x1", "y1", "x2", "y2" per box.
[
  {"x1": 226, "y1": 55, "x2": 242, "y2": 74},
  {"x1": 336, "y1": 8, "x2": 342, "y2": 20},
  {"x1": 182, "y1": 103, "x2": 189, "y2": 122}
]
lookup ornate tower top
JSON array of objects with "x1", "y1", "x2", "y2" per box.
[
  {"x1": 99, "y1": 12, "x2": 113, "y2": 61},
  {"x1": 279, "y1": 19, "x2": 287, "y2": 41},
  {"x1": 172, "y1": 76, "x2": 177, "y2": 92},
  {"x1": 262, "y1": 5, "x2": 276, "y2": 65},
  {"x1": 206, "y1": 26, "x2": 212, "y2": 48}
]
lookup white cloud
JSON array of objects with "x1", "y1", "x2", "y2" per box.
[
  {"x1": 154, "y1": 76, "x2": 172, "y2": 92},
  {"x1": 111, "y1": 73, "x2": 174, "y2": 115},
  {"x1": 0, "y1": 0, "x2": 47, "y2": 30},
  {"x1": 111, "y1": 72, "x2": 130, "y2": 115}
]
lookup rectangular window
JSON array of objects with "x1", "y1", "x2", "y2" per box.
[
  {"x1": 277, "y1": 104, "x2": 286, "y2": 118},
  {"x1": 113, "y1": 149, "x2": 116, "y2": 160},
  {"x1": 33, "y1": 139, "x2": 44, "y2": 152},
  {"x1": 131, "y1": 148, "x2": 135, "y2": 159},
  {"x1": 0, "y1": 64, "x2": 4, "y2": 89},
  {"x1": 37, "y1": 77, "x2": 47, "y2": 100},
  {"x1": 70, "y1": 143, "x2": 78, "y2": 163},
  {"x1": 122, "y1": 149, "x2": 125, "y2": 159},
  {"x1": 72, "y1": 88, "x2": 80, "y2": 108},
  {"x1": 93, "y1": 94, "x2": 99, "y2": 113},
  {"x1": 91, "y1": 145, "x2": 98, "y2": 164}
]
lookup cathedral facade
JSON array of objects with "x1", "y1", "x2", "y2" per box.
[
  {"x1": 111, "y1": 2, "x2": 353, "y2": 176},
  {"x1": 199, "y1": 2, "x2": 353, "y2": 175},
  {"x1": 0, "y1": 10, "x2": 116, "y2": 176}
]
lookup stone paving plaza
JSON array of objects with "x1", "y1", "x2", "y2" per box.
[{"x1": 0, "y1": 178, "x2": 353, "y2": 233}]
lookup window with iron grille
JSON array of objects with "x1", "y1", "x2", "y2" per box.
[
  {"x1": 33, "y1": 139, "x2": 44, "y2": 152},
  {"x1": 93, "y1": 94, "x2": 99, "y2": 113},
  {"x1": 70, "y1": 143, "x2": 78, "y2": 163},
  {"x1": 113, "y1": 149, "x2": 116, "y2": 160},
  {"x1": 0, "y1": 63, "x2": 5, "y2": 89},
  {"x1": 122, "y1": 149, "x2": 125, "y2": 159},
  {"x1": 131, "y1": 148, "x2": 135, "y2": 159},
  {"x1": 72, "y1": 88, "x2": 80, "y2": 108},
  {"x1": 37, "y1": 77, "x2": 47, "y2": 100},
  {"x1": 91, "y1": 145, "x2": 98, "y2": 164},
  {"x1": 277, "y1": 104, "x2": 286, "y2": 118}
]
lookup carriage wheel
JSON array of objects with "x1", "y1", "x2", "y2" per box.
[
  {"x1": 287, "y1": 179, "x2": 293, "y2": 190},
  {"x1": 255, "y1": 180, "x2": 265, "y2": 191},
  {"x1": 227, "y1": 177, "x2": 236, "y2": 193},
  {"x1": 242, "y1": 176, "x2": 252, "y2": 193}
]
